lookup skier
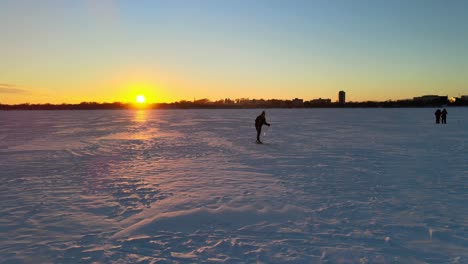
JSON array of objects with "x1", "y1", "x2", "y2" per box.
[
  {"x1": 434, "y1": 109, "x2": 441, "y2": 124},
  {"x1": 441, "y1": 108, "x2": 448, "y2": 124},
  {"x1": 255, "y1": 111, "x2": 270, "y2": 144}
]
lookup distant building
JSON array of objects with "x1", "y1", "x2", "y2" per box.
[
  {"x1": 413, "y1": 95, "x2": 448, "y2": 104},
  {"x1": 292, "y1": 98, "x2": 304, "y2": 107},
  {"x1": 413, "y1": 95, "x2": 440, "y2": 101},
  {"x1": 310, "y1": 98, "x2": 332, "y2": 104},
  {"x1": 450, "y1": 95, "x2": 468, "y2": 105},
  {"x1": 455, "y1": 95, "x2": 468, "y2": 104},
  {"x1": 338, "y1": 91, "x2": 346, "y2": 104}
]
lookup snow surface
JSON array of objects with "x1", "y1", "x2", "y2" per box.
[{"x1": 0, "y1": 108, "x2": 467, "y2": 263}]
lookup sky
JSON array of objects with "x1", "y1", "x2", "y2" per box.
[{"x1": 1, "y1": 0, "x2": 468, "y2": 104}]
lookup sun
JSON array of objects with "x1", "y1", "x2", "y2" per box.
[{"x1": 136, "y1": 95, "x2": 146, "y2": 104}]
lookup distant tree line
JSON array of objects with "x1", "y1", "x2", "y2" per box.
[
  {"x1": 1, "y1": 97, "x2": 467, "y2": 110},
  {"x1": 0, "y1": 102, "x2": 132, "y2": 110}
]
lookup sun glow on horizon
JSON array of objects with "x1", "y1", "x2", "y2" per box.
[
  {"x1": 123, "y1": 80, "x2": 165, "y2": 104},
  {"x1": 136, "y1": 95, "x2": 146, "y2": 104}
]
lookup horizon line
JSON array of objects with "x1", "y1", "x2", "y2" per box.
[{"x1": 1, "y1": 95, "x2": 460, "y2": 106}]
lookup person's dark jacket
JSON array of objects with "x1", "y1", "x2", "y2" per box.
[{"x1": 255, "y1": 115, "x2": 270, "y2": 128}]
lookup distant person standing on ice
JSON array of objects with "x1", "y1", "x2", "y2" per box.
[
  {"x1": 435, "y1": 109, "x2": 442, "y2": 124},
  {"x1": 255, "y1": 111, "x2": 270, "y2": 144},
  {"x1": 441, "y1": 108, "x2": 448, "y2": 124}
]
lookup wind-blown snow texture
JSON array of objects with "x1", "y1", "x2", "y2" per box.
[{"x1": 1, "y1": 109, "x2": 467, "y2": 263}]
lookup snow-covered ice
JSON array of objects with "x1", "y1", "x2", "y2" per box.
[{"x1": 1, "y1": 108, "x2": 467, "y2": 263}]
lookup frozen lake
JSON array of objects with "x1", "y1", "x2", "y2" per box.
[{"x1": 1, "y1": 108, "x2": 467, "y2": 263}]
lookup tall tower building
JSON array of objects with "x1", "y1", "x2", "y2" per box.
[{"x1": 338, "y1": 91, "x2": 346, "y2": 105}]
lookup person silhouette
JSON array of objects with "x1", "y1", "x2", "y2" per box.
[
  {"x1": 255, "y1": 111, "x2": 270, "y2": 144},
  {"x1": 435, "y1": 109, "x2": 441, "y2": 124},
  {"x1": 434, "y1": 109, "x2": 441, "y2": 124},
  {"x1": 441, "y1": 108, "x2": 448, "y2": 124}
]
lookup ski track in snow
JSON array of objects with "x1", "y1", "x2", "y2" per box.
[{"x1": 0, "y1": 109, "x2": 467, "y2": 263}]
